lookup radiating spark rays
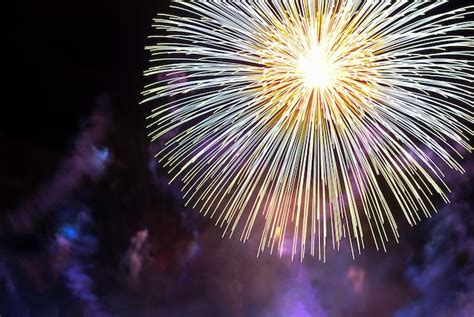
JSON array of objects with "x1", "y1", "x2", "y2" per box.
[{"x1": 143, "y1": 1, "x2": 474, "y2": 260}]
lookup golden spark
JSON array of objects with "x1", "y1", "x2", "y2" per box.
[{"x1": 143, "y1": 1, "x2": 474, "y2": 260}]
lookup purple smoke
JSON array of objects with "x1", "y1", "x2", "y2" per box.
[
  {"x1": 6, "y1": 95, "x2": 110, "y2": 234},
  {"x1": 61, "y1": 210, "x2": 110, "y2": 317},
  {"x1": 395, "y1": 160, "x2": 474, "y2": 317}
]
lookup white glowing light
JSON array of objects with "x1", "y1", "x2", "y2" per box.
[
  {"x1": 144, "y1": 1, "x2": 474, "y2": 260},
  {"x1": 298, "y1": 45, "x2": 333, "y2": 89}
]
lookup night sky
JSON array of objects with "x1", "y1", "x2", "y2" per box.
[{"x1": 2, "y1": 1, "x2": 474, "y2": 316}]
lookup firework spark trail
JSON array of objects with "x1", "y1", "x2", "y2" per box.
[{"x1": 143, "y1": 1, "x2": 474, "y2": 260}]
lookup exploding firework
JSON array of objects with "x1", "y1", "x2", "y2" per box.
[{"x1": 143, "y1": 1, "x2": 473, "y2": 260}]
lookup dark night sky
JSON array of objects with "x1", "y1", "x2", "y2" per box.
[
  {"x1": 4, "y1": 0, "x2": 159, "y2": 197},
  {"x1": 1, "y1": 1, "x2": 474, "y2": 317}
]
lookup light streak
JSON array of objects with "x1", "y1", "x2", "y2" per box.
[{"x1": 143, "y1": 1, "x2": 474, "y2": 260}]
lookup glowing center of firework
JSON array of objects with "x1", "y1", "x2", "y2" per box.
[{"x1": 298, "y1": 45, "x2": 332, "y2": 89}]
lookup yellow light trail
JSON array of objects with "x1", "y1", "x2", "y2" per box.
[{"x1": 143, "y1": 1, "x2": 474, "y2": 261}]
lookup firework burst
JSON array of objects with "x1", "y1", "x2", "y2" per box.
[{"x1": 143, "y1": 1, "x2": 474, "y2": 260}]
